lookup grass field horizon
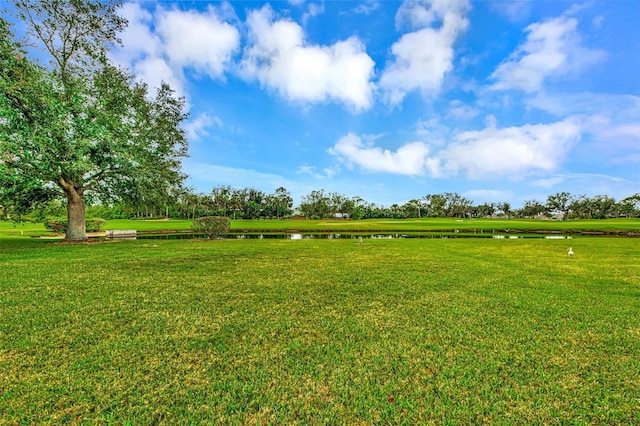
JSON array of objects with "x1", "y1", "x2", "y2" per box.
[
  {"x1": 1, "y1": 231, "x2": 638, "y2": 423},
  {"x1": 1, "y1": 217, "x2": 639, "y2": 240}
]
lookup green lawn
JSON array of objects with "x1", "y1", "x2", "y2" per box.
[
  {"x1": 3, "y1": 217, "x2": 636, "y2": 238},
  {"x1": 0, "y1": 220, "x2": 50, "y2": 239},
  {"x1": 223, "y1": 217, "x2": 640, "y2": 234},
  {"x1": 1, "y1": 236, "x2": 638, "y2": 423}
]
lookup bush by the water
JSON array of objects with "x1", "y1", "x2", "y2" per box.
[
  {"x1": 192, "y1": 216, "x2": 230, "y2": 239},
  {"x1": 44, "y1": 218, "x2": 106, "y2": 233}
]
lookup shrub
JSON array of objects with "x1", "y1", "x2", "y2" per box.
[
  {"x1": 44, "y1": 218, "x2": 106, "y2": 233},
  {"x1": 192, "y1": 216, "x2": 230, "y2": 239},
  {"x1": 86, "y1": 219, "x2": 106, "y2": 232},
  {"x1": 44, "y1": 219, "x2": 66, "y2": 233}
]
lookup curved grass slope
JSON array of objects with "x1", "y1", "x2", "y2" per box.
[{"x1": 1, "y1": 237, "x2": 639, "y2": 423}]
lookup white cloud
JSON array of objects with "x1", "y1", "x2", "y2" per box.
[
  {"x1": 440, "y1": 118, "x2": 582, "y2": 178},
  {"x1": 489, "y1": 1, "x2": 531, "y2": 22},
  {"x1": 531, "y1": 92, "x2": 640, "y2": 119},
  {"x1": 114, "y1": 3, "x2": 162, "y2": 64},
  {"x1": 133, "y1": 56, "x2": 185, "y2": 97},
  {"x1": 330, "y1": 118, "x2": 582, "y2": 179},
  {"x1": 296, "y1": 164, "x2": 338, "y2": 179},
  {"x1": 531, "y1": 176, "x2": 565, "y2": 189},
  {"x1": 490, "y1": 15, "x2": 606, "y2": 93},
  {"x1": 484, "y1": 114, "x2": 497, "y2": 128},
  {"x1": 380, "y1": 0, "x2": 470, "y2": 104},
  {"x1": 352, "y1": 1, "x2": 380, "y2": 16},
  {"x1": 415, "y1": 118, "x2": 448, "y2": 147},
  {"x1": 329, "y1": 133, "x2": 439, "y2": 176},
  {"x1": 184, "y1": 113, "x2": 223, "y2": 141},
  {"x1": 447, "y1": 100, "x2": 479, "y2": 120},
  {"x1": 582, "y1": 116, "x2": 640, "y2": 164},
  {"x1": 111, "y1": 3, "x2": 180, "y2": 94},
  {"x1": 587, "y1": 120, "x2": 640, "y2": 141},
  {"x1": 112, "y1": 3, "x2": 240, "y2": 98},
  {"x1": 394, "y1": 0, "x2": 468, "y2": 30},
  {"x1": 156, "y1": 7, "x2": 240, "y2": 79},
  {"x1": 241, "y1": 6, "x2": 375, "y2": 111},
  {"x1": 531, "y1": 92, "x2": 640, "y2": 154},
  {"x1": 302, "y1": 3, "x2": 325, "y2": 24}
]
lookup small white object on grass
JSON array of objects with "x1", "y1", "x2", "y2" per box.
[
  {"x1": 568, "y1": 247, "x2": 574, "y2": 257},
  {"x1": 358, "y1": 236, "x2": 363, "y2": 244}
]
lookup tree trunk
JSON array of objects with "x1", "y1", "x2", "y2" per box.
[{"x1": 62, "y1": 183, "x2": 87, "y2": 241}]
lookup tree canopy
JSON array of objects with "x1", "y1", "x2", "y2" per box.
[{"x1": 0, "y1": 1, "x2": 188, "y2": 240}]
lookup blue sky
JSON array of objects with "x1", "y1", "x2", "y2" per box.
[{"x1": 110, "y1": 0, "x2": 639, "y2": 207}]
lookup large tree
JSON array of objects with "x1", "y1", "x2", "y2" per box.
[
  {"x1": 1, "y1": 1, "x2": 188, "y2": 240},
  {"x1": 265, "y1": 187, "x2": 293, "y2": 219},
  {"x1": 546, "y1": 192, "x2": 573, "y2": 219},
  {"x1": 299, "y1": 189, "x2": 332, "y2": 219},
  {"x1": 619, "y1": 193, "x2": 640, "y2": 218}
]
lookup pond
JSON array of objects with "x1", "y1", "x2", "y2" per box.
[{"x1": 132, "y1": 232, "x2": 577, "y2": 240}]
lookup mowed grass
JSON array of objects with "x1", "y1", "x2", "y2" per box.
[
  {"x1": 101, "y1": 217, "x2": 640, "y2": 233},
  {"x1": 2, "y1": 217, "x2": 638, "y2": 238},
  {"x1": 0, "y1": 221, "x2": 49, "y2": 239},
  {"x1": 224, "y1": 217, "x2": 640, "y2": 234},
  {"x1": 1, "y1": 237, "x2": 639, "y2": 424}
]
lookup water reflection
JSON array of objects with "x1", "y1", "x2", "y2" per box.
[{"x1": 135, "y1": 232, "x2": 577, "y2": 240}]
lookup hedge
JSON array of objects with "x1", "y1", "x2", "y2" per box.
[
  {"x1": 44, "y1": 218, "x2": 106, "y2": 234},
  {"x1": 192, "y1": 216, "x2": 231, "y2": 239}
]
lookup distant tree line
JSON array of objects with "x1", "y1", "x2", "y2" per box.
[
  {"x1": 5, "y1": 187, "x2": 638, "y2": 222},
  {"x1": 294, "y1": 190, "x2": 640, "y2": 220}
]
